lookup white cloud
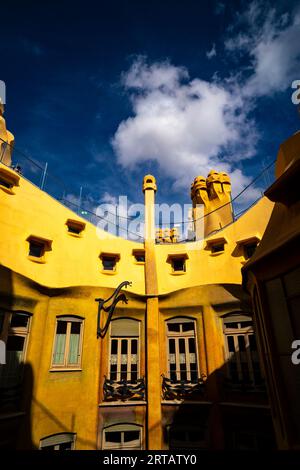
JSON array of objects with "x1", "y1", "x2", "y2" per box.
[
  {"x1": 112, "y1": 57, "x2": 257, "y2": 197},
  {"x1": 111, "y1": 3, "x2": 300, "y2": 204},
  {"x1": 225, "y1": 1, "x2": 300, "y2": 97},
  {"x1": 206, "y1": 43, "x2": 217, "y2": 59}
]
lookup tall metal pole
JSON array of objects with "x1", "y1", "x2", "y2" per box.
[{"x1": 40, "y1": 162, "x2": 48, "y2": 190}]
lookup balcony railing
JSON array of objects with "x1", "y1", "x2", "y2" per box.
[
  {"x1": 162, "y1": 375, "x2": 205, "y2": 400},
  {"x1": 103, "y1": 376, "x2": 146, "y2": 401}
]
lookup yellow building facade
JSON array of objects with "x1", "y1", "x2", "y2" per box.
[{"x1": 0, "y1": 108, "x2": 284, "y2": 450}]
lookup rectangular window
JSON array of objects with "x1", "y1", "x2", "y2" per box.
[
  {"x1": 167, "y1": 319, "x2": 198, "y2": 382},
  {"x1": 109, "y1": 337, "x2": 139, "y2": 381},
  {"x1": 244, "y1": 242, "x2": 257, "y2": 260},
  {"x1": 51, "y1": 318, "x2": 83, "y2": 369},
  {"x1": 133, "y1": 251, "x2": 145, "y2": 263},
  {"x1": 172, "y1": 258, "x2": 186, "y2": 272},
  {"x1": 27, "y1": 235, "x2": 52, "y2": 262},
  {"x1": 0, "y1": 312, "x2": 30, "y2": 390},
  {"x1": 40, "y1": 433, "x2": 76, "y2": 450},
  {"x1": 103, "y1": 426, "x2": 141, "y2": 450},
  {"x1": 29, "y1": 240, "x2": 45, "y2": 258},
  {"x1": 102, "y1": 256, "x2": 118, "y2": 271},
  {"x1": 66, "y1": 219, "x2": 85, "y2": 236},
  {"x1": 223, "y1": 318, "x2": 263, "y2": 387},
  {"x1": 211, "y1": 243, "x2": 225, "y2": 253}
]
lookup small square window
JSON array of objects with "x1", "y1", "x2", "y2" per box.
[
  {"x1": 66, "y1": 219, "x2": 86, "y2": 236},
  {"x1": 211, "y1": 243, "x2": 224, "y2": 253},
  {"x1": 172, "y1": 258, "x2": 186, "y2": 272},
  {"x1": 0, "y1": 166, "x2": 20, "y2": 194},
  {"x1": 27, "y1": 236, "x2": 52, "y2": 263},
  {"x1": 102, "y1": 256, "x2": 117, "y2": 271},
  {"x1": 29, "y1": 240, "x2": 45, "y2": 258},
  {"x1": 244, "y1": 242, "x2": 257, "y2": 260},
  {"x1": 0, "y1": 177, "x2": 13, "y2": 189},
  {"x1": 132, "y1": 250, "x2": 145, "y2": 263}
]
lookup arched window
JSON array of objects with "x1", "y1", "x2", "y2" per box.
[
  {"x1": 109, "y1": 318, "x2": 140, "y2": 382},
  {"x1": 51, "y1": 316, "x2": 84, "y2": 370},
  {"x1": 166, "y1": 317, "x2": 199, "y2": 382},
  {"x1": 102, "y1": 423, "x2": 142, "y2": 450},
  {"x1": 39, "y1": 433, "x2": 76, "y2": 450},
  {"x1": 222, "y1": 312, "x2": 263, "y2": 386}
]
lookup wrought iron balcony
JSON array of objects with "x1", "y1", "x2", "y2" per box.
[
  {"x1": 103, "y1": 376, "x2": 146, "y2": 401},
  {"x1": 162, "y1": 375, "x2": 205, "y2": 400}
]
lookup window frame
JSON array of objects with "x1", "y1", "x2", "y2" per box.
[
  {"x1": 167, "y1": 254, "x2": 188, "y2": 275},
  {"x1": 0, "y1": 165, "x2": 20, "y2": 195},
  {"x1": 102, "y1": 423, "x2": 142, "y2": 450},
  {"x1": 100, "y1": 252, "x2": 120, "y2": 274},
  {"x1": 50, "y1": 316, "x2": 84, "y2": 371},
  {"x1": 132, "y1": 249, "x2": 145, "y2": 264},
  {"x1": 26, "y1": 235, "x2": 52, "y2": 264},
  {"x1": 0, "y1": 310, "x2": 31, "y2": 388},
  {"x1": 65, "y1": 219, "x2": 86, "y2": 238},
  {"x1": 165, "y1": 316, "x2": 200, "y2": 382},
  {"x1": 222, "y1": 312, "x2": 263, "y2": 387},
  {"x1": 108, "y1": 318, "x2": 141, "y2": 382},
  {"x1": 206, "y1": 236, "x2": 227, "y2": 255},
  {"x1": 39, "y1": 433, "x2": 76, "y2": 450}
]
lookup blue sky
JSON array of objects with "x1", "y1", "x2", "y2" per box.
[{"x1": 1, "y1": 0, "x2": 300, "y2": 214}]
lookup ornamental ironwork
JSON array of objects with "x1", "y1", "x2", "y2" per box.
[
  {"x1": 103, "y1": 376, "x2": 146, "y2": 401},
  {"x1": 161, "y1": 374, "x2": 205, "y2": 400},
  {"x1": 95, "y1": 281, "x2": 132, "y2": 338}
]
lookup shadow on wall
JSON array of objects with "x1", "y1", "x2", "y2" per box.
[{"x1": 162, "y1": 337, "x2": 277, "y2": 450}]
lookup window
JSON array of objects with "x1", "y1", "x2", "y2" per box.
[
  {"x1": 169, "y1": 425, "x2": 206, "y2": 450},
  {"x1": 109, "y1": 318, "x2": 140, "y2": 382},
  {"x1": 0, "y1": 311, "x2": 31, "y2": 389},
  {"x1": 167, "y1": 254, "x2": 188, "y2": 274},
  {"x1": 27, "y1": 235, "x2": 52, "y2": 263},
  {"x1": 100, "y1": 252, "x2": 120, "y2": 272},
  {"x1": 65, "y1": 219, "x2": 86, "y2": 237},
  {"x1": 206, "y1": 237, "x2": 227, "y2": 255},
  {"x1": 166, "y1": 318, "x2": 199, "y2": 382},
  {"x1": 211, "y1": 243, "x2": 225, "y2": 253},
  {"x1": 223, "y1": 314, "x2": 263, "y2": 387},
  {"x1": 102, "y1": 424, "x2": 142, "y2": 450},
  {"x1": 0, "y1": 166, "x2": 20, "y2": 194},
  {"x1": 244, "y1": 242, "x2": 257, "y2": 260},
  {"x1": 29, "y1": 240, "x2": 44, "y2": 258},
  {"x1": 40, "y1": 433, "x2": 76, "y2": 450},
  {"x1": 51, "y1": 317, "x2": 83, "y2": 369},
  {"x1": 236, "y1": 236, "x2": 260, "y2": 261},
  {"x1": 172, "y1": 258, "x2": 185, "y2": 272},
  {"x1": 132, "y1": 249, "x2": 145, "y2": 263}
]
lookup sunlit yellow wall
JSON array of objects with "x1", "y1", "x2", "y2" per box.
[
  {"x1": 0, "y1": 161, "x2": 274, "y2": 449},
  {"x1": 155, "y1": 197, "x2": 274, "y2": 294}
]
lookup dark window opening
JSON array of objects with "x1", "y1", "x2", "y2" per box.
[
  {"x1": 172, "y1": 258, "x2": 186, "y2": 272},
  {"x1": 244, "y1": 242, "x2": 257, "y2": 259},
  {"x1": 29, "y1": 241, "x2": 45, "y2": 258},
  {"x1": 134, "y1": 253, "x2": 145, "y2": 263},
  {"x1": 67, "y1": 225, "x2": 82, "y2": 235},
  {"x1": 10, "y1": 313, "x2": 29, "y2": 329},
  {"x1": 0, "y1": 177, "x2": 13, "y2": 189},
  {"x1": 102, "y1": 257, "x2": 117, "y2": 271},
  {"x1": 211, "y1": 243, "x2": 224, "y2": 253}
]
